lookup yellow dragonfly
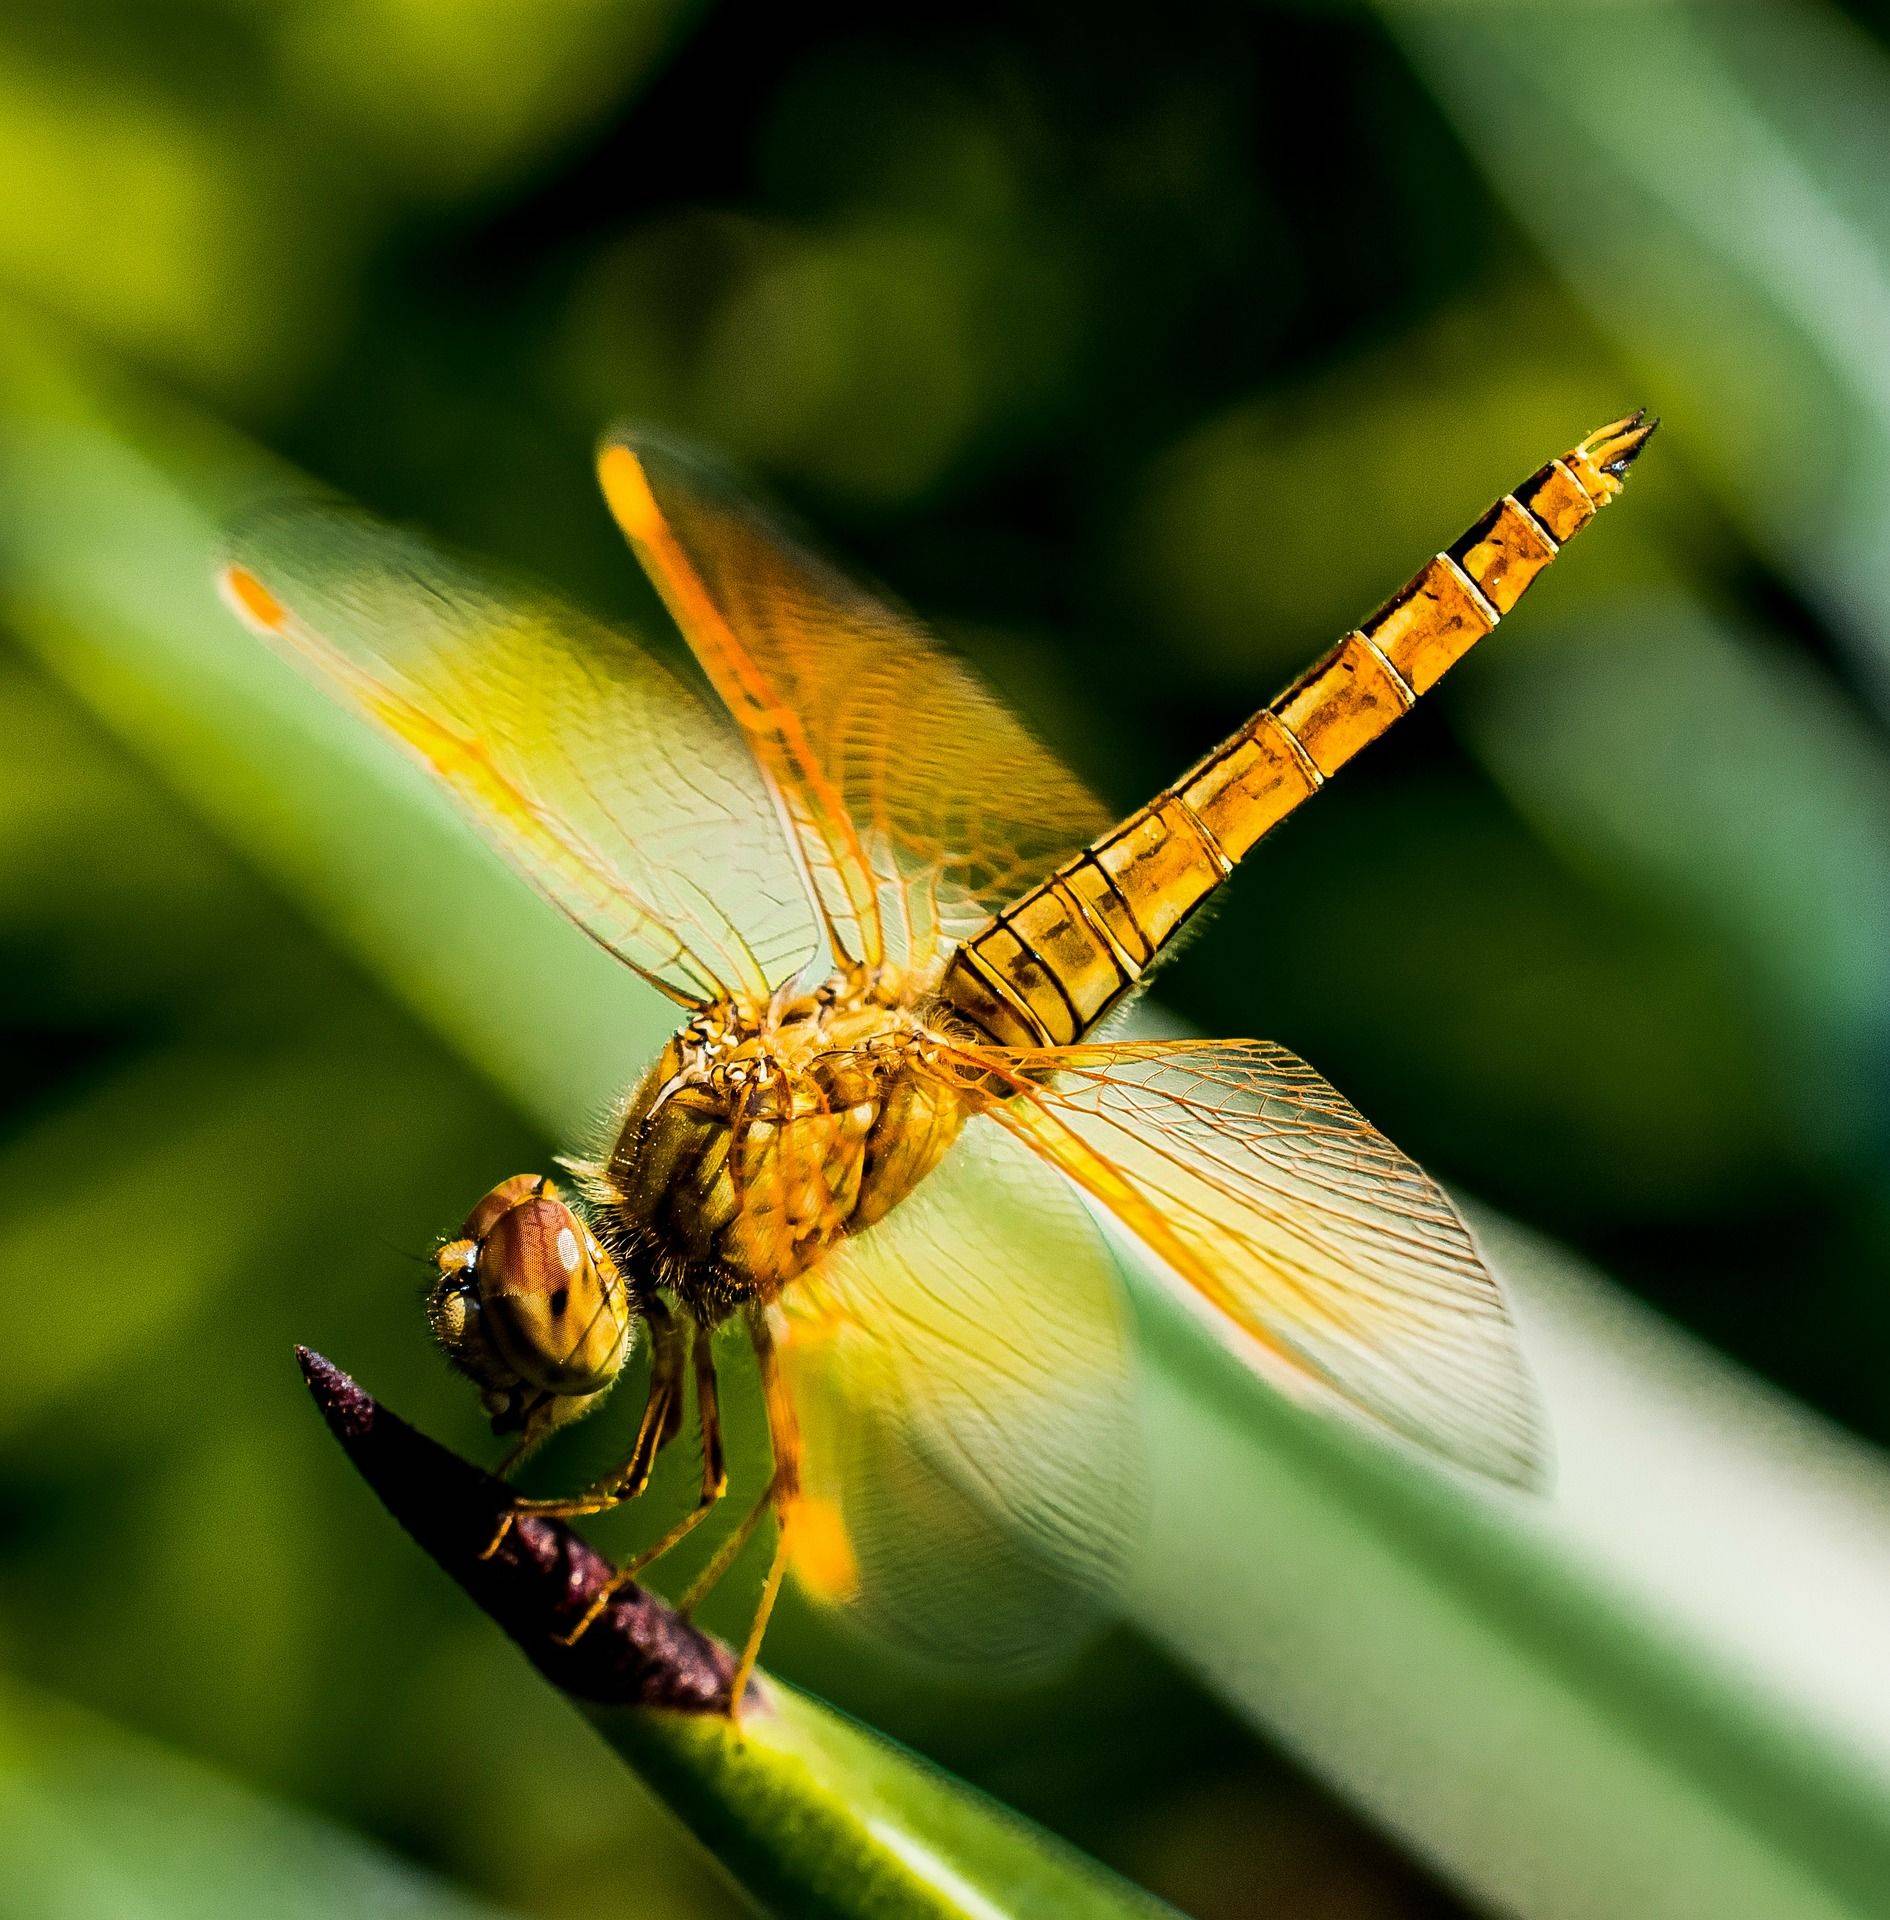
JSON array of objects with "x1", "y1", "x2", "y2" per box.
[{"x1": 222, "y1": 411, "x2": 1654, "y2": 1710}]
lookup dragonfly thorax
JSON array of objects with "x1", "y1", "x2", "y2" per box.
[{"x1": 594, "y1": 973, "x2": 965, "y2": 1319}]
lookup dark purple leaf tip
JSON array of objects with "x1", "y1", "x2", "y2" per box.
[{"x1": 296, "y1": 1347, "x2": 738, "y2": 1715}]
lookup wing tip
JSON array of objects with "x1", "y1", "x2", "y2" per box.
[
  {"x1": 1477, "y1": 1419, "x2": 1554, "y2": 1495},
  {"x1": 786, "y1": 1495, "x2": 864, "y2": 1606},
  {"x1": 596, "y1": 440, "x2": 665, "y2": 546},
  {"x1": 218, "y1": 562, "x2": 289, "y2": 636},
  {"x1": 1449, "y1": 1363, "x2": 1553, "y2": 1495}
]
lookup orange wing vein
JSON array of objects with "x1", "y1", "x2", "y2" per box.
[
  {"x1": 598, "y1": 430, "x2": 1109, "y2": 976},
  {"x1": 221, "y1": 503, "x2": 819, "y2": 1007},
  {"x1": 778, "y1": 1117, "x2": 1142, "y2": 1664},
  {"x1": 940, "y1": 1037, "x2": 1544, "y2": 1487}
]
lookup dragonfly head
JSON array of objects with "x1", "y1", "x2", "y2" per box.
[{"x1": 428, "y1": 1174, "x2": 637, "y2": 1435}]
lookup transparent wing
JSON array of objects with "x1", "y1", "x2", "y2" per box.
[
  {"x1": 779, "y1": 1118, "x2": 1142, "y2": 1667},
  {"x1": 598, "y1": 430, "x2": 1109, "y2": 974},
  {"x1": 221, "y1": 503, "x2": 820, "y2": 1006},
  {"x1": 942, "y1": 1038, "x2": 1545, "y2": 1488}
]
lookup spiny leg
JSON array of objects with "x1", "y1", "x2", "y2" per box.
[
  {"x1": 677, "y1": 1307, "x2": 800, "y2": 1714},
  {"x1": 555, "y1": 1318, "x2": 729, "y2": 1647},
  {"x1": 519, "y1": 1300, "x2": 688, "y2": 1514},
  {"x1": 619, "y1": 1319, "x2": 730, "y2": 1577},
  {"x1": 619, "y1": 1305, "x2": 690, "y2": 1489},
  {"x1": 480, "y1": 1300, "x2": 686, "y2": 1561},
  {"x1": 676, "y1": 1481, "x2": 772, "y2": 1619}
]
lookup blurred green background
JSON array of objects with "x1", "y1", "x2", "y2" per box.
[{"x1": 6, "y1": 3, "x2": 1890, "y2": 1917}]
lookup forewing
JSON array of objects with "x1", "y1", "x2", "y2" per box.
[
  {"x1": 221, "y1": 503, "x2": 819, "y2": 1005},
  {"x1": 779, "y1": 1118, "x2": 1142, "y2": 1666},
  {"x1": 598, "y1": 431, "x2": 1109, "y2": 973},
  {"x1": 950, "y1": 1038, "x2": 1545, "y2": 1488}
]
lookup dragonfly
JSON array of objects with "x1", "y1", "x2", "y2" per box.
[{"x1": 221, "y1": 411, "x2": 1654, "y2": 1711}]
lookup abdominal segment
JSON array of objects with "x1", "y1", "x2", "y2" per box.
[{"x1": 940, "y1": 413, "x2": 1655, "y2": 1048}]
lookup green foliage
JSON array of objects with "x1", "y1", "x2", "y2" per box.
[
  {"x1": 602, "y1": 1689, "x2": 1179, "y2": 1919},
  {"x1": 0, "y1": 1678, "x2": 518, "y2": 1920}
]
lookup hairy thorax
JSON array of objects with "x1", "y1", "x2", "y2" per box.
[{"x1": 595, "y1": 969, "x2": 966, "y2": 1320}]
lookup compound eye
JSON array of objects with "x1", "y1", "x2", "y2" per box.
[
  {"x1": 454, "y1": 1173, "x2": 550, "y2": 1249},
  {"x1": 475, "y1": 1195, "x2": 630, "y2": 1395}
]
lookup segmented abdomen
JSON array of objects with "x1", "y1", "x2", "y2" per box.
[{"x1": 940, "y1": 413, "x2": 1655, "y2": 1048}]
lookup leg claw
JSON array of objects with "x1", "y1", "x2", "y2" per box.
[{"x1": 556, "y1": 1587, "x2": 615, "y2": 1648}]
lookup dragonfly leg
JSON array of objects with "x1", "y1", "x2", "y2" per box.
[
  {"x1": 480, "y1": 1300, "x2": 686, "y2": 1561},
  {"x1": 554, "y1": 1318, "x2": 729, "y2": 1647},
  {"x1": 675, "y1": 1483, "x2": 770, "y2": 1619},
  {"x1": 677, "y1": 1308, "x2": 800, "y2": 1714},
  {"x1": 613, "y1": 1302, "x2": 691, "y2": 1495}
]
